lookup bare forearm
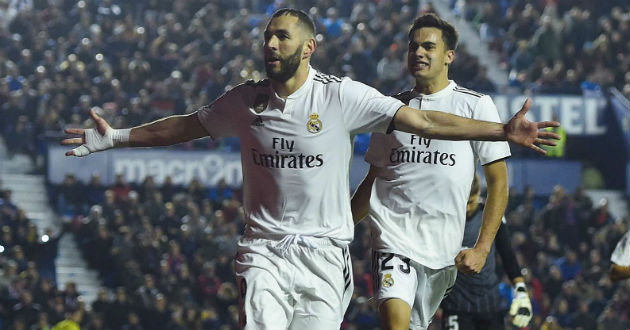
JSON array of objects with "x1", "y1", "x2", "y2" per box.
[
  {"x1": 129, "y1": 113, "x2": 208, "y2": 147},
  {"x1": 475, "y1": 205, "x2": 504, "y2": 253},
  {"x1": 394, "y1": 106, "x2": 506, "y2": 141},
  {"x1": 476, "y1": 162, "x2": 508, "y2": 253}
]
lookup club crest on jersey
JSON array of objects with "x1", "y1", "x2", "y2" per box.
[
  {"x1": 306, "y1": 113, "x2": 322, "y2": 134},
  {"x1": 252, "y1": 94, "x2": 269, "y2": 113},
  {"x1": 382, "y1": 273, "x2": 394, "y2": 288}
]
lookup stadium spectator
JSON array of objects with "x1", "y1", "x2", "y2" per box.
[
  {"x1": 4, "y1": 167, "x2": 630, "y2": 330},
  {"x1": 0, "y1": 0, "x2": 502, "y2": 163},
  {"x1": 56, "y1": 174, "x2": 84, "y2": 216},
  {"x1": 1, "y1": 1, "x2": 629, "y2": 329},
  {"x1": 453, "y1": 0, "x2": 630, "y2": 95}
]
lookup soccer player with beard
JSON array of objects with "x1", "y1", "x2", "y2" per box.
[
  {"x1": 351, "y1": 14, "x2": 521, "y2": 330},
  {"x1": 63, "y1": 9, "x2": 559, "y2": 330}
]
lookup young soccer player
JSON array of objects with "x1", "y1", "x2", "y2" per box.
[
  {"x1": 352, "y1": 14, "x2": 525, "y2": 330},
  {"x1": 64, "y1": 9, "x2": 558, "y2": 330}
]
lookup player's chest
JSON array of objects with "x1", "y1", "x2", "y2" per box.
[
  {"x1": 239, "y1": 99, "x2": 347, "y2": 154},
  {"x1": 390, "y1": 98, "x2": 472, "y2": 150}
]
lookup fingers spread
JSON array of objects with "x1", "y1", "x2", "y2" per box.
[
  {"x1": 71, "y1": 145, "x2": 90, "y2": 157},
  {"x1": 530, "y1": 144, "x2": 547, "y2": 155},
  {"x1": 537, "y1": 120, "x2": 560, "y2": 128},
  {"x1": 535, "y1": 138, "x2": 557, "y2": 146},
  {"x1": 516, "y1": 98, "x2": 531, "y2": 116},
  {"x1": 61, "y1": 138, "x2": 84, "y2": 145},
  {"x1": 538, "y1": 131, "x2": 561, "y2": 140},
  {"x1": 89, "y1": 108, "x2": 100, "y2": 121},
  {"x1": 65, "y1": 128, "x2": 85, "y2": 135}
]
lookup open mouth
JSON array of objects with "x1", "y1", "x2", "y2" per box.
[
  {"x1": 266, "y1": 55, "x2": 281, "y2": 65},
  {"x1": 413, "y1": 62, "x2": 429, "y2": 70}
]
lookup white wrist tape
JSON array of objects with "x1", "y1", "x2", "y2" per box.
[
  {"x1": 111, "y1": 128, "x2": 131, "y2": 146},
  {"x1": 71, "y1": 128, "x2": 130, "y2": 157}
]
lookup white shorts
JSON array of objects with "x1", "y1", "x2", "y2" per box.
[
  {"x1": 372, "y1": 251, "x2": 457, "y2": 330},
  {"x1": 235, "y1": 236, "x2": 353, "y2": 330}
]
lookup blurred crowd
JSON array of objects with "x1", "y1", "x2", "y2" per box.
[
  {"x1": 0, "y1": 174, "x2": 623, "y2": 330},
  {"x1": 0, "y1": 0, "x2": 493, "y2": 162},
  {"x1": 349, "y1": 183, "x2": 630, "y2": 330},
  {"x1": 1, "y1": 0, "x2": 630, "y2": 329},
  {"x1": 452, "y1": 0, "x2": 630, "y2": 96},
  {"x1": 0, "y1": 183, "x2": 66, "y2": 330},
  {"x1": 500, "y1": 185, "x2": 630, "y2": 330}
]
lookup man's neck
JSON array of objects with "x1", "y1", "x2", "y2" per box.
[
  {"x1": 271, "y1": 63, "x2": 310, "y2": 99},
  {"x1": 413, "y1": 76, "x2": 449, "y2": 95}
]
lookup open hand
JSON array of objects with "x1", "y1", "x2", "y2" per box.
[
  {"x1": 61, "y1": 108, "x2": 114, "y2": 157},
  {"x1": 505, "y1": 98, "x2": 560, "y2": 155}
]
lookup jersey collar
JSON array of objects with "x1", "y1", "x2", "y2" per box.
[
  {"x1": 286, "y1": 65, "x2": 315, "y2": 100},
  {"x1": 411, "y1": 80, "x2": 457, "y2": 100}
]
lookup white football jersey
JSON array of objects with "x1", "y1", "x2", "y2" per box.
[
  {"x1": 611, "y1": 230, "x2": 630, "y2": 266},
  {"x1": 365, "y1": 81, "x2": 511, "y2": 269},
  {"x1": 198, "y1": 67, "x2": 403, "y2": 245}
]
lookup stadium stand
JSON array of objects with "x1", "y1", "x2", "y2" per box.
[
  {"x1": 36, "y1": 176, "x2": 630, "y2": 330},
  {"x1": 1, "y1": 0, "x2": 629, "y2": 330},
  {"x1": 450, "y1": 0, "x2": 630, "y2": 96},
  {"x1": 0, "y1": 0, "x2": 491, "y2": 164}
]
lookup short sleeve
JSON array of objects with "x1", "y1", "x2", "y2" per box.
[
  {"x1": 339, "y1": 79, "x2": 404, "y2": 134},
  {"x1": 196, "y1": 88, "x2": 243, "y2": 139},
  {"x1": 471, "y1": 95, "x2": 511, "y2": 165},
  {"x1": 364, "y1": 132, "x2": 391, "y2": 167},
  {"x1": 611, "y1": 231, "x2": 630, "y2": 266}
]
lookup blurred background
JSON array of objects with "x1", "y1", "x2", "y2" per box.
[{"x1": 0, "y1": 0, "x2": 629, "y2": 329}]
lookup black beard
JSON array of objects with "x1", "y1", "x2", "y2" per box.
[{"x1": 265, "y1": 45, "x2": 303, "y2": 82}]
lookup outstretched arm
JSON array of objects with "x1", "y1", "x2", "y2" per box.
[
  {"x1": 62, "y1": 109, "x2": 208, "y2": 156},
  {"x1": 393, "y1": 98, "x2": 560, "y2": 155},
  {"x1": 351, "y1": 165, "x2": 379, "y2": 225}
]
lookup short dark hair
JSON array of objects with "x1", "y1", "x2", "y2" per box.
[
  {"x1": 408, "y1": 14, "x2": 458, "y2": 50},
  {"x1": 271, "y1": 8, "x2": 316, "y2": 37}
]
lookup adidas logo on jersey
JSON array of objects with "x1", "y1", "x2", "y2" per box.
[{"x1": 251, "y1": 116, "x2": 264, "y2": 127}]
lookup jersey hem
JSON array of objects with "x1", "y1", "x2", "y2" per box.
[{"x1": 372, "y1": 248, "x2": 455, "y2": 270}]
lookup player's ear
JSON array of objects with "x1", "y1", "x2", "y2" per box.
[
  {"x1": 303, "y1": 37, "x2": 316, "y2": 60},
  {"x1": 445, "y1": 50, "x2": 455, "y2": 65}
]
